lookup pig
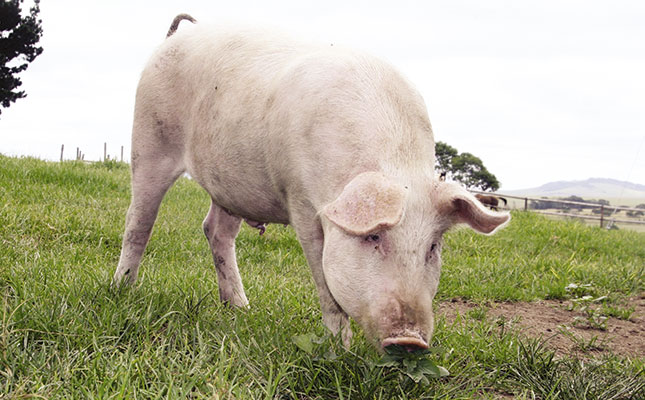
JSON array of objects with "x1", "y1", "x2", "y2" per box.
[{"x1": 113, "y1": 14, "x2": 510, "y2": 351}]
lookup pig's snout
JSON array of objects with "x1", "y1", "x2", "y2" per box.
[
  {"x1": 381, "y1": 331, "x2": 429, "y2": 352},
  {"x1": 377, "y1": 296, "x2": 432, "y2": 352}
]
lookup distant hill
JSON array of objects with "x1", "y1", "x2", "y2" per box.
[{"x1": 504, "y1": 178, "x2": 645, "y2": 200}]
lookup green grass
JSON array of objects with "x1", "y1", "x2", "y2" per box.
[
  {"x1": 440, "y1": 212, "x2": 645, "y2": 302},
  {"x1": 1, "y1": 155, "x2": 644, "y2": 399}
]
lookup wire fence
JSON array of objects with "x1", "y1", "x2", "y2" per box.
[
  {"x1": 470, "y1": 190, "x2": 645, "y2": 231},
  {"x1": 60, "y1": 143, "x2": 125, "y2": 163}
]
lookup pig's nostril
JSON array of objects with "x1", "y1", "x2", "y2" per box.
[{"x1": 382, "y1": 336, "x2": 429, "y2": 351}]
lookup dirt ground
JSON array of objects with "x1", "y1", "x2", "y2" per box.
[{"x1": 438, "y1": 296, "x2": 645, "y2": 358}]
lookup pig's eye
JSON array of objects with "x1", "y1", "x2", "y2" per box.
[
  {"x1": 426, "y1": 242, "x2": 439, "y2": 262},
  {"x1": 365, "y1": 234, "x2": 381, "y2": 243}
]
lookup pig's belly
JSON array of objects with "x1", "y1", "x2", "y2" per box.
[
  {"x1": 186, "y1": 161, "x2": 290, "y2": 225},
  {"x1": 183, "y1": 91, "x2": 291, "y2": 224}
]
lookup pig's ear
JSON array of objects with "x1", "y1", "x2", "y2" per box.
[
  {"x1": 438, "y1": 182, "x2": 510, "y2": 234},
  {"x1": 323, "y1": 172, "x2": 406, "y2": 235}
]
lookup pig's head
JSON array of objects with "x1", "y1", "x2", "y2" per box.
[{"x1": 321, "y1": 171, "x2": 509, "y2": 351}]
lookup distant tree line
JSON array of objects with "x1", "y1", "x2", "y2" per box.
[
  {"x1": 531, "y1": 196, "x2": 645, "y2": 217},
  {"x1": 627, "y1": 204, "x2": 645, "y2": 217},
  {"x1": 531, "y1": 195, "x2": 608, "y2": 211}
]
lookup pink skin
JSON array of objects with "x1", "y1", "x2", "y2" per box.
[
  {"x1": 321, "y1": 173, "x2": 508, "y2": 351},
  {"x1": 112, "y1": 17, "x2": 511, "y2": 351},
  {"x1": 382, "y1": 336, "x2": 429, "y2": 351}
]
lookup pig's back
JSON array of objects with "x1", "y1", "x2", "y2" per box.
[{"x1": 139, "y1": 24, "x2": 435, "y2": 220}]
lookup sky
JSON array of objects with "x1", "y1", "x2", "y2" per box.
[{"x1": 1, "y1": 0, "x2": 644, "y2": 190}]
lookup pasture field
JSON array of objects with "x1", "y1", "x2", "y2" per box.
[
  {"x1": 1, "y1": 155, "x2": 644, "y2": 399},
  {"x1": 499, "y1": 197, "x2": 645, "y2": 233},
  {"x1": 503, "y1": 197, "x2": 645, "y2": 209}
]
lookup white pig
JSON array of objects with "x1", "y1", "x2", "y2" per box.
[{"x1": 113, "y1": 15, "x2": 510, "y2": 350}]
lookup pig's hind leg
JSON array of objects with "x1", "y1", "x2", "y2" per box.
[
  {"x1": 113, "y1": 102, "x2": 187, "y2": 286},
  {"x1": 203, "y1": 201, "x2": 249, "y2": 307},
  {"x1": 113, "y1": 153, "x2": 184, "y2": 286}
]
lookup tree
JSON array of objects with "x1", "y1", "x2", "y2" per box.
[
  {"x1": 435, "y1": 141, "x2": 501, "y2": 191},
  {"x1": 0, "y1": 0, "x2": 43, "y2": 115},
  {"x1": 434, "y1": 142, "x2": 458, "y2": 175},
  {"x1": 561, "y1": 195, "x2": 585, "y2": 210},
  {"x1": 627, "y1": 204, "x2": 645, "y2": 218}
]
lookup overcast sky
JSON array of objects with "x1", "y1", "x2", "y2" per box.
[{"x1": 1, "y1": 0, "x2": 644, "y2": 190}]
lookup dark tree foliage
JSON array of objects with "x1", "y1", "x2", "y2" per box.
[
  {"x1": 0, "y1": 0, "x2": 43, "y2": 115},
  {"x1": 531, "y1": 196, "x2": 612, "y2": 211},
  {"x1": 435, "y1": 141, "x2": 501, "y2": 191},
  {"x1": 627, "y1": 204, "x2": 645, "y2": 217}
]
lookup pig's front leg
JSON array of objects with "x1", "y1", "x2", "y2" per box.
[
  {"x1": 294, "y1": 220, "x2": 352, "y2": 348},
  {"x1": 203, "y1": 202, "x2": 249, "y2": 307}
]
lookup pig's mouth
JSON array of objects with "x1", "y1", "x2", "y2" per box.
[{"x1": 381, "y1": 330, "x2": 429, "y2": 352}]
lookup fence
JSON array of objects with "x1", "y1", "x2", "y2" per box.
[
  {"x1": 60, "y1": 143, "x2": 125, "y2": 162},
  {"x1": 470, "y1": 190, "x2": 645, "y2": 230}
]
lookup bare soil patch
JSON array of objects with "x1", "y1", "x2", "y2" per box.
[{"x1": 438, "y1": 296, "x2": 645, "y2": 358}]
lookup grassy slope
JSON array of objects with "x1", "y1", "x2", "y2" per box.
[{"x1": 1, "y1": 156, "x2": 643, "y2": 399}]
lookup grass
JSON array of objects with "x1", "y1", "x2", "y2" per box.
[{"x1": 1, "y1": 155, "x2": 644, "y2": 399}]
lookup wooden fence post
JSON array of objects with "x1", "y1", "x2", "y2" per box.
[
  {"x1": 104, "y1": 143, "x2": 107, "y2": 161},
  {"x1": 600, "y1": 204, "x2": 604, "y2": 228},
  {"x1": 121, "y1": 146, "x2": 124, "y2": 162},
  {"x1": 524, "y1": 197, "x2": 528, "y2": 211},
  {"x1": 60, "y1": 144, "x2": 64, "y2": 162}
]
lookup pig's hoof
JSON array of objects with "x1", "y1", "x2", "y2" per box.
[
  {"x1": 111, "y1": 272, "x2": 135, "y2": 289},
  {"x1": 341, "y1": 324, "x2": 353, "y2": 349},
  {"x1": 221, "y1": 293, "x2": 250, "y2": 309}
]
